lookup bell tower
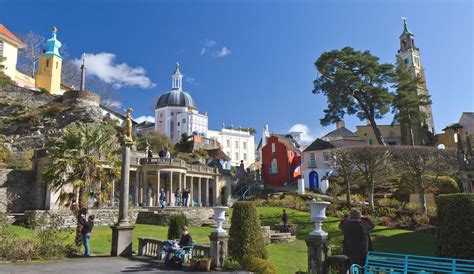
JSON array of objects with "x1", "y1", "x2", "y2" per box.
[
  {"x1": 396, "y1": 18, "x2": 435, "y2": 136},
  {"x1": 35, "y1": 27, "x2": 63, "y2": 95}
]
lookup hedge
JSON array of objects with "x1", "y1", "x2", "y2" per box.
[
  {"x1": 229, "y1": 201, "x2": 267, "y2": 264},
  {"x1": 167, "y1": 213, "x2": 189, "y2": 240},
  {"x1": 435, "y1": 193, "x2": 474, "y2": 259}
]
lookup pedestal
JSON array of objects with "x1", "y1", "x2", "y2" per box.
[
  {"x1": 305, "y1": 234, "x2": 331, "y2": 274},
  {"x1": 209, "y1": 231, "x2": 229, "y2": 270},
  {"x1": 111, "y1": 225, "x2": 135, "y2": 256},
  {"x1": 298, "y1": 178, "x2": 305, "y2": 195}
]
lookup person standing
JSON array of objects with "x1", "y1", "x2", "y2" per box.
[
  {"x1": 79, "y1": 214, "x2": 95, "y2": 256},
  {"x1": 164, "y1": 147, "x2": 171, "y2": 159},
  {"x1": 182, "y1": 188, "x2": 189, "y2": 207},
  {"x1": 282, "y1": 209, "x2": 289, "y2": 233},
  {"x1": 158, "y1": 146, "x2": 166, "y2": 158},
  {"x1": 147, "y1": 148, "x2": 153, "y2": 163},
  {"x1": 159, "y1": 187, "x2": 166, "y2": 209},
  {"x1": 339, "y1": 208, "x2": 371, "y2": 267},
  {"x1": 174, "y1": 188, "x2": 181, "y2": 206}
]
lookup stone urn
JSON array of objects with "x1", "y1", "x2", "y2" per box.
[
  {"x1": 213, "y1": 206, "x2": 229, "y2": 233},
  {"x1": 308, "y1": 199, "x2": 331, "y2": 236}
]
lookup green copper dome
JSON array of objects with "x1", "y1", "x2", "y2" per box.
[{"x1": 155, "y1": 89, "x2": 196, "y2": 109}]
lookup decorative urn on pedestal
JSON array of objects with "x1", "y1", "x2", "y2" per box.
[
  {"x1": 308, "y1": 198, "x2": 331, "y2": 236},
  {"x1": 213, "y1": 206, "x2": 229, "y2": 233}
]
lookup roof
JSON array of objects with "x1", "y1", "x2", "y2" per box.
[
  {"x1": 156, "y1": 89, "x2": 196, "y2": 109},
  {"x1": 322, "y1": 127, "x2": 354, "y2": 141},
  {"x1": 303, "y1": 138, "x2": 334, "y2": 152},
  {"x1": 462, "y1": 112, "x2": 474, "y2": 118},
  {"x1": 206, "y1": 148, "x2": 231, "y2": 161},
  {"x1": 135, "y1": 120, "x2": 155, "y2": 129},
  {"x1": 400, "y1": 18, "x2": 414, "y2": 38},
  {"x1": 274, "y1": 135, "x2": 301, "y2": 154},
  {"x1": 0, "y1": 24, "x2": 25, "y2": 47}
]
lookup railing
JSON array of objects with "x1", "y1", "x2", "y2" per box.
[
  {"x1": 137, "y1": 237, "x2": 210, "y2": 259},
  {"x1": 139, "y1": 157, "x2": 218, "y2": 174}
]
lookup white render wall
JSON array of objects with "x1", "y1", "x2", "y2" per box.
[
  {"x1": 301, "y1": 149, "x2": 333, "y2": 190},
  {"x1": 0, "y1": 40, "x2": 20, "y2": 79},
  {"x1": 155, "y1": 106, "x2": 208, "y2": 141},
  {"x1": 208, "y1": 128, "x2": 255, "y2": 168}
]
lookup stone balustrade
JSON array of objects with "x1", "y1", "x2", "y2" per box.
[
  {"x1": 139, "y1": 157, "x2": 218, "y2": 174},
  {"x1": 137, "y1": 237, "x2": 210, "y2": 259}
]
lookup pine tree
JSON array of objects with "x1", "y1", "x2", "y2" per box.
[
  {"x1": 392, "y1": 62, "x2": 432, "y2": 146},
  {"x1": 0, "y1": 57, "x2": 14, "y2": 87}
]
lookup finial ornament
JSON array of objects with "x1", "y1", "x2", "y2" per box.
[
  {"x1": 176, "y1": 62, "x2": 179, "y2": 68},
  {"x1": 52, "y1": 26, "x2": 57, "y2": 33},
  {"x1": 124, "y1": 108, "x2": 134, "y2": 142}
]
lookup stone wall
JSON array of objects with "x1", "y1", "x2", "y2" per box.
[
  {"x1": 0, "y1": 169, "x2": 35, "y2": 213},
  {"x1": 0, "y1": 84, "x2": 57, "y2": 109},
  {"x1": 23, "y1": 208, "x2": 142, "y2": 228},
  {"x1": 135, "y1": 207, "x2": 215, "y2": 226}
]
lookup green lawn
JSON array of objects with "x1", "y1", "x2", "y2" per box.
[{"x1": 6, "y1": 206, "x2": 435, "y2": 274}]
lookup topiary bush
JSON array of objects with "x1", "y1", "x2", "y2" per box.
[
  {"x1": 167, "y1": 213, "x2": 189, "y2": 240},
  {"x1": 436, "y1": 193, "x2": 474, "y2": 259},
  {"x1": 241, "y1": 256, "x2": 276, "y2": 274},
  {"x1": 424, "y1": 175, "x2": 459, "y2": 195},
  {"x1": 229, "y1": 201, "x2": 267, "y2": 264}
]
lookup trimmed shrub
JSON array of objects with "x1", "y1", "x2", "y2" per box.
[
  {"x1": 167, "y1": 213, "x2": 189, "y2": 240},
  {"x1": 436, "y1": 193, "x2": 474, "y2": 259},
  {"x1": 425, "y1": 176, "x2": 459, "y2": 195},
  {"x1": 229, "y1": 201, "x2": 267, "y2": 264},
  {"x1": 241, "y1": 257, "x2": 276, "y2": 274}
]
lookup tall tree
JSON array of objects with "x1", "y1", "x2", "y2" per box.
[
  {"x1": 391, "y1": 146, "x2": 456, "y2": 215},
  {"x1": 330, "y1": 148, "x2": 354, "y2": 208},
  {"x1": 42, "y1": 122, "x2": 120, "y2": 247},
  {"x1": 392, "y1": 62, "x2": 432, "y2": 146},
  {"x1": 313, "y1": 47, "x2": 395, "y2": 145},
  {"x1": 16, "y1": 31, "x2": 45, "y2": 77}
]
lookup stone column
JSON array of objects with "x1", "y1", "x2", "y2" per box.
[
  {"x1": 226, "y1": 177, "x2": 232, "y2": 206},
  {"x1": 190, "y1": 176, "x2": 194, "y2": 207},
  {"x1": 198, "y1": 177, "x2": 202, "y2": 207},
  {"x1": 134, "y1": 171, "x2": 139, "y2": 206},
  {"x1": 178, "y1": 172, "x2": 182, "y2": 206},
  {"x1": 305, "y1": 235, "x2": 331, "y2": 274},
  {"x1": 169, "y1": 172, "x2": 174, "y2": 206},
  {"x1": 156, "y1": 170, "x2": 161, "y2": 207},
  {"x1": 111, "y1": 140, "x2": 135, "y2": 257},
  {"x1": 205, "y1": 178, "x2": 210, "y2": 206},
  {"x1": 209, "y1": 231, "x2": 229, "y2": 270},
  {"x1": 143, "y1": 171, "x2": 148, "y2": 206}
]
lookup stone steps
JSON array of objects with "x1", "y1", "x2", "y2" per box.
[{"x1": 269, "y1": 230, "x2": 295, "y2": 243}]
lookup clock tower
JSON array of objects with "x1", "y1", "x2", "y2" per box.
[{"x1": 396, "y1": 18, "x2": 435, "y2": 144}]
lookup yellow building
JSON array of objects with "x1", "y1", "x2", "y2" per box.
[
  {"x1": 35, "y1": 27, "x2": 63, "y2": 95},
  {"x1": 437, "y1": 112, "x2": 474, "y2": 149},
  {"x1": 353, "y1": 124, "x2": 402, "y2": 145},
  {"x1": 0, "y1": 24, "x2": 36, "y2": 87}
]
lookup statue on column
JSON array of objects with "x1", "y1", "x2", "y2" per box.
[{"x1": 124, "y1": 108, "x2": 133, "y2": 142}]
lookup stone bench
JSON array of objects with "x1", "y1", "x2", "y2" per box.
[{"x1": 137, "y1": 237, "x2": 210, "y2": 259}]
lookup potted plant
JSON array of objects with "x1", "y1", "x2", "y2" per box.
[
  {"x1": 189, "y1": 257, "x2": 200, "y2": 270},
  {"x1": 198, "y1": 256, "x2": 212, "y2": 271}
]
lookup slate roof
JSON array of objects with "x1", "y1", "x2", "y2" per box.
[
  {"x1": 303, "y1": 138, "x2": 334, "y2": 152},
  {"x1": 321, "y1": 127, "x2": 354, "y2": 141}
]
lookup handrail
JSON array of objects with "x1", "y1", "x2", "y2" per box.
[{"x1": 139, "y1": 157, "x2": 218, "y2": 174}]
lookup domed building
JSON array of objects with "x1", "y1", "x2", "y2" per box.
[{"x1": 154, "y1": 63, "x2": 208, "y2": 141}]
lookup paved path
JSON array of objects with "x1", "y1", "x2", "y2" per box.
[{"x1": 0, "y1": 256, "x2": 248, "y2": 274}]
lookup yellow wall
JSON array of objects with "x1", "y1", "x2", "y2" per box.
[
  {"x1": 1, "y1": 40, "x2": 19, "y2": 79},
  {"x1": 35, "y1": 55, "x2": 63, "y2": 95},
  {"x1": 354, "y1": 125, "x2": 401, "y2": 145}
]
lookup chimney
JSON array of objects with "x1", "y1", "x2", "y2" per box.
[{"x1": 336, "y1": 120, "x2": 345, "y2": 129}]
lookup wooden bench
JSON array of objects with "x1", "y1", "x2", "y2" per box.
[{"x1": 351, "y1": 252, "x2": 474, "y2": 273}]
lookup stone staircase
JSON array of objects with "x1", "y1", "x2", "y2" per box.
[{"x1": 269, "y1": 229, "x2": 295, "y2": 243}]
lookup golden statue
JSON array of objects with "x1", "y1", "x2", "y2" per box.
[{"x1": 124, "y1": 108, "x2": 133, "y2": 141}]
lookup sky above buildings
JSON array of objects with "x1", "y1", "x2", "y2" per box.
[{"x1": 1, "y1": 0, "x2": 472, "y2": 143}]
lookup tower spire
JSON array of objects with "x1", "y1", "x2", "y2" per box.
[
  {"x1": 400, "y1": 16, "x2": 414, "y2": 37},
  {"x1": 171, "y1": 62, "x2": 183, "y2": 90},
  {"x1": 80, "y1": 53, "x2": 86, "y2": 91}
]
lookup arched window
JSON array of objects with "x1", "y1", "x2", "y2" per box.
[{"x1": 170, "y1": 121, "x2": 175, "y2": 139}]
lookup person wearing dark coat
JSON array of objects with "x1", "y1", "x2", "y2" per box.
[
  {"x1": 282, "y1": 209, "x2": 289, "y2": 233},
  {"x1": 79, "y1": 214, "x2": 95, "y2": 256},
  {"x1": 182, "y1": 188, "x2": 189, "y2": 207},
  {"x1": 339, "y1": 208, "x2": 371, "y2": 267}
]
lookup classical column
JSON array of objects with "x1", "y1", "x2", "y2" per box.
[
  {"x1": 134, "y1": 171, "x2": 139, "y2": 206},
  {"x1": 139, "y1": 171, "x2": 143, "y2": 205},
  {"x1": 156, "y1": 170, "x2": 161, "y2": 207},
  {"x1": 225, "y1": 176, "x2": 232, "y2": 206},
  {"x1": 143, "y1": 171, "x2": 148, "y2": 206},
  {"x1": 169, "y1": 172, "x2": 174, "y2": 206},
  {"x1": 205, "y1": 178, "x2": 210, "y2": 207},
  {"x1": 111, "y1": 135, "x2": 134, "y2": 257},
  {"x1": 178, "y1": 172, "x2": 182, "y2": 206},
  {"x1": 190, "y1": 176, "x2": 194, "y2": 207},
  {"x1": 198, "y1": 177, "x2": 202, "y2": 207},
  {"x1": 306, "y1": 235, "x2": 331, "y2": 274}
]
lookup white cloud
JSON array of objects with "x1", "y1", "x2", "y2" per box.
[
  {"x1": 184, "y1": 75, "x2": 197, "y2": 85},
  {"x1": 200, "y1": 39, "x2": 216, "y2": 55},
  {"x1": 213, "y1": 47, "x2": 231, "y2": 58},
  {"x1": 74, "y1": 53, "x2": 155, "y2": 89},
  {"x1": 135, "y1": 115, "x2": 155, "y2": 124},
  {"x1": 288, "y1": 124, "x2": 329, "y2": 146},
  {"x1": 102, "y1": 98, "x2": 122, "y2": 109}
]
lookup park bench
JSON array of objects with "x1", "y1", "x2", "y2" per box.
[{"x1": 351, "y1": 252, "x2": 474, "y2": 274}]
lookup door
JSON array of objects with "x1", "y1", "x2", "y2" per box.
[{"x1": 309, "y1": 171, "x2": 319, "y2": 191}]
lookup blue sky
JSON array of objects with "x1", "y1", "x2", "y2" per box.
[{"x1": 1, "y1": 0, "x2": 472, "y2": 142}]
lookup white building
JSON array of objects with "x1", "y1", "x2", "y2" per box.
[
  {"x1": 208, "y1": 127, "x2": 255, "y2": 168},
  {"x1": 154, "y1": 63, "x2": 208, "y2": 141},
  {"x1": 301, "y1": 138, "x2": 335, "y2": 191}
]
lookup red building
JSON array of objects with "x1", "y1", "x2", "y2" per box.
[{"x1": 261, "y1": 135, "x2": 302, "y2": 187}]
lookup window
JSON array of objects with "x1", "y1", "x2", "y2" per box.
[
  {"x1": 160, "y1": 113, "x2": 163, "y2": 118},
  {"x1": 226, "y1": 139, "x2": 230, "y2": 147},
  {"x1": 309, "y1": 152, "x2": 316, "y2": 167},
  {"x1": 414, "y1": 57, "x2": 420, "y2": 67},
  {"x1": 56, "y1": 62, "x2": 58, "y2": 69},
  {"x1": 235, "y1": 140, "x2": 239, "y2": 148},
  {"x1": 368, "y1": 139, "x2": 373, "y2": 145},
  {"x1": 170, "y1": 121, "x2": 174, "y2": 139},
  {"x1": 182, "y1": 118, "x2": 186, "y2": 124},
  {"x1": 177, "y1": 122, "x2": 180, "y2": 126},
  {"x1": 404, "y1": 58, "x2": 409, "y2": 65},
  {"x1": 323, "y1": 152, "x2": 330, "y2": 162},
  {"x1": 235, "y1": 152, "x2": 239, "y2": 160},
  {"x1": 243, "y1": 141, "x2": 247, "y2": 149},
  {"x1": 0, "y1": 41, "x2": 4, "y2": 56},
  {"x1": 244, "y1": 153, "x2": 247, "y2": 161},
  {"x1": 46, "y1": 60, "x2": 50, "y2": 67},
  {"x1": 271, "y1": 143, "x2": 275, "y2": 153},
  {"x1": 270, "y1": 158, "x2": 278, "y2": 174},
  {"x1": 171, "y1": 112, "x2": 174, "y2": 116}
]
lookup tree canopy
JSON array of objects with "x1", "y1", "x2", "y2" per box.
[{"x1": 313, "y1": 47, "x2": 395, "y2": 145}]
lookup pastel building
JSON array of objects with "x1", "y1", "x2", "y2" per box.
[
  {"x1": 301, "y1": 139, "x2": 334, "y2": 191},
  {"x1": 207, "y1": 127, "x2": 255, "y2": 168},
  {"x1": 154, "y1": 63, "x2": 208, "y2": 141}
]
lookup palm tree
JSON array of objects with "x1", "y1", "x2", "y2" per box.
[{"x1": 43, "y1": 122, "x2": 121, "y2": 248}]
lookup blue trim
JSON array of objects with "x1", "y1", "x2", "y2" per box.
[{"x1": 309, "y1": 171, "x2": 318, "y2": 190}]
